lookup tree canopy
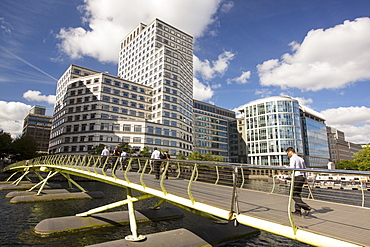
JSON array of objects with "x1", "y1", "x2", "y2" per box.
[
  {"x1": 0, "y1": 131, "x2": 38, "y2": 161},
  {"x1": 336, "y1": 145, "x2": 370, "y2": 171}
]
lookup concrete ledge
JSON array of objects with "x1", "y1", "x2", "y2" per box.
[
  {"x1": 6, "y1": 189, "x2": 71, "y2": 198},
  {"x1": 34, "y1": 207, "x2": 184, "y2": 236},
  {"x1": 87, "y1": 222, "x2": 260, "y2": 247},
  {"x1": 0, "y1": 182, "x2": 61, "y2": 190},
  {"x1": 10, "y1": 191, "x2": 105, "y2": 203}
]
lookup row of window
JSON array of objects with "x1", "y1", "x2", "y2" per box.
[
  {"x1": 245, "y1": 113, "x2": 301, "y2": 128},
  {"x1": 244, "y1": 100, "x2": 300, "y2": 117},
  {"x1": 248, "y1": 140, "x2": 303, "y2": 155}
]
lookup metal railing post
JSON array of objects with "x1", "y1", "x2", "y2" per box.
[
  {"x1": 229, "y1": 166, "x2": 240, "y2": 226},
  {"x1": 188, "y1": 163, "x2": 198, "y2": 204},
  {"x1": 287, "y1": 170, "x2": 298, "y2": 234}
]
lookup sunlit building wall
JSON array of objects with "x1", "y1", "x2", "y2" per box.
[
  {"x1": 193, "y1": 100, "x2": 239, "y2": 162},
  {"x1": 238, "y1": 96, "x2": 330, "y2": 168},
  {"x1": 22, "y1": 106, "x2": 52, "y2": 153}
]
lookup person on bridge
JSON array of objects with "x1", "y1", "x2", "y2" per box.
[
  {"x1": 285, "y1": 147, "x2": 311, "y2": 217},
  {"x1": 100, "y1": 146, "x2": 110, "y2": 169},
  {"x1": 120, "y1": 149, "x2": 127, "y2": 170},
  {"x1": 111, "y1": 145, "x2": 121, "y2": 173},
  {"x1": 151, "y1": 147, "x2": 162, "y2": 179},
  {"x1": 161, "y1": 150, "x2": 170, "y2": 179}
]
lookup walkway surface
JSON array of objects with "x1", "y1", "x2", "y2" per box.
[
  {"x1": 4, "y1": 163, "x2": 370, "y2": 246},
  {"x1": 98, "y1": 168, "x2": 370, "y2": 246}
]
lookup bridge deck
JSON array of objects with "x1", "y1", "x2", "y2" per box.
[
  {"x1": 107, "y1": 169, "x2": 370, "y2": 246},
  {"x1": 8, "y1": 163, "x2": 368, "y2": 246}
]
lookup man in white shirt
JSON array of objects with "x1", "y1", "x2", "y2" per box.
[
  {"x1": 120, "y1": 150, "x2": 127, "y2": 169},
  {"x1": 151, "y1": 147, "x2": 161, "y2": 179},
  {"x1": 101, "y1": 146, "x2": 110, "y2": 169},
  {"x1": 286, "y1": 147, "x2": 311, "y2": 217}
]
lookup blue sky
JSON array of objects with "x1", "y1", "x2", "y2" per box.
[{"x1": 1, "y1": 0, "x2": 370, "y2": 143}]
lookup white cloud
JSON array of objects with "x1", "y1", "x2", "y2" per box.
[
  {"x1": 193, "y1": 77, "x2": 214, "y2": 101},
  {"x1": 193, "y1": 51, "x2": 235, "y2": 101},
  {"x1": 279, "y1": 94, "x2": 313, "y2": 106},
  {"x1": 255, "y1": 88, "x2": 273, "y2": 98},
  {"x1": 211, "y1": 83, "x2": 222, "y2": 89},
  {"x1": 227, "y1": 71, "x2": 251, "y2": 84},
  {"x1": 257, "y1": 17, "x2": 370, "y2": 91},
  {"x1": 321, "y1": 106, "x2": 370, "y2": 144},
  {"x1": 293, "y1": 97, "x2": 313, "y2": 106},
  {"x1": 194, "y1": 51, "x2": 235, "y2": 81},
  {"x1": 23, "y1": 90, "x2": 56, "y2": 105},
  {"x1": 220, "y1": 1, "x2": 234, "y2": 13},
  {"x1": 0, "y1": 101, "x2": 31, "y2": 136},
  {"x1": 57, "y1": 0, "x2": 223, "y2": 63}
]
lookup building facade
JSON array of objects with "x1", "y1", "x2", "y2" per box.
[
  {"x1": 22, "y1": 106, "x2": 52, "y2": 153},
  {"x1": 193, "y1": 100, "x2": 240, "y2": 162},
  {"x1": 118, "y1": 18, "x2": 194, "y2": 153},
  {"x1": 238, "y1": 96, "x2": 330, "y2": 168},
  {"x1": 327, "y1": 126, "x2": 363, "y2": 164},
  {"x1": 50, "y1": 19, "x2": 195, "y2": 156}
]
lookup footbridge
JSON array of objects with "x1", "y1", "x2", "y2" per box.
[{"x1": 3, "y1": 155, "x2": 370, "y2": 246}]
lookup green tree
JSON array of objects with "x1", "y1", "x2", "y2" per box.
[
  {"x1": 0, "y1": 130, "x2": 12, "y2": 158},
  {"x1": 203, "y1": 153, "x2": 224, "y2": 162},
  {"x1": 187, "y1": 151, "x2": 203, "y2": 161},
  {"x1": 88, "y1": 144, "x2": 106, "y2": 155},
  {"x1": 139, "y1": 146, "x2": 151, "y2": 157},
  {"x1": 335, "y1": 160, "x2": 358, "y2": 170},
  {"x1": 353, "y1": 145, "x2": 370, "y2": 171},
  {"x1": 118, "y1": 142, "x2": 132, "y2": 154},
  {"x1": 176, "y1": 152, "x2": 187, "y2": 160},
  {"x1": 11, "y1": 135, "x2": 37, "y2": 160}
]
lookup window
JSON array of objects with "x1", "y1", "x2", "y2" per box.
[
  {"x1": 129, "y1": 110, "x2": 136, "y2": 116},
  {"x1": 113, "y1": 124, "x2": 120, "y2": 131},
  {"x1": 101, "y1": 123, "x2": 109, "y2": 130},
  {"x1": 134, "y1": 125, "x2": 142, "y2": 132},
  {"x1": 147, "y1": 126, "x2": 154, "y2": 133},
  {"x1": 123, "y1": 124, "x2": 131, "y2": 131},
  {"x1": 155, "y1": 127, "x2": 162, "y2": 135},
  {"x1": 133, "y1": 137, "x2": 141, "y2": 143}
]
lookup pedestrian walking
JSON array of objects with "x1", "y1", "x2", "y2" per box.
[
  {"x1": 286, "y1": 147, "x2": 312, "y2": 217},
  {"x1": 151, "y1": 147, "x2": 162, "y2": 179}
]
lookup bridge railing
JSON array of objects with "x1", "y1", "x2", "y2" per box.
[{"x1": 4, "y1": 155, "x2": 370, "y2": 208}]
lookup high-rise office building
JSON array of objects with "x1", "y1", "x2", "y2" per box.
[
  {"x1": 22, "y1": 106, "x2": 52, "y2": 153},
  {"x1": 327, "y1": 126, "x2": 363, "y2": 164},
  {"x1": 238, "y1": 96, "x2": 330, "y2": 168},
  {"x1": 118, "y1": 19, "x2": 194, "y2": 152},
  {"x1": 49, "y1": 19, "x2": 194, "y2": 155},
  {"x1": 193, "y1": 100, "x2": 240, "y2": 162}
]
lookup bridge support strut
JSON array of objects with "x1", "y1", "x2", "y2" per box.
[{"x1": 125, "y1": 187, "x2": 146, "y2": 242}]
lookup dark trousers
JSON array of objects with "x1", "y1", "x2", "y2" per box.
[
  {"x1": 153, "y1": 161, "x2": 161, "y2": 179},
  {"x1": 293, "y1": 175, "x2": 311, "y2": 211}
]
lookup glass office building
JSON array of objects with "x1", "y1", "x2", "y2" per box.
[{"x1": 238, "y1": 96, "x2": 329, "y2": 168}]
